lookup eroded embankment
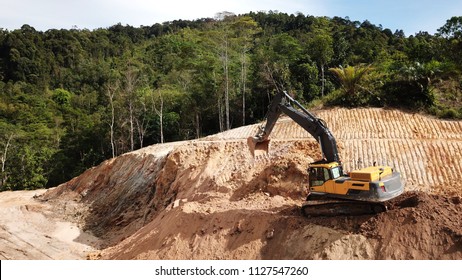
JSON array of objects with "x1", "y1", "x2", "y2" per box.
[{"x1": 42, "y1": 139, "x2": 316, "y2": 249}]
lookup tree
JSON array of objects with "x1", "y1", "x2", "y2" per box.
[
  {"x1": 329, "y1": 64, "x2": 373, "y2": 103},
  {"x1": 438, "y1": 16, "x2": 462, "y2": 39},
  {"x1": 0, "y1": 122, "x2": 16, "y2": 189},
  {"x1": 217, "y1": 20, "x2": 233, "y2": 131},
  {"x1": 381, "y1": 61, "x2": 439, "y2": 108},
  {"x1": 204, "y1": 19, "x2": 238, "y2": 132},
  {"x1": 151, "y1": 88, "x2": 164, "y2": 143},
  {"x1": 51, "y1": 88, "x2": 72, "y2": 106},
  {"x1": 438, "y1": 16, "x2": 462, "y2": 67},
  {"x1": 105, "y1": 80, "x2": 119, "y2": 158},
  {"x1": 255, "y1": 33, "x2": 302, "y2": 91},
  {"x1": 231, "y1": 16, "x2": 260, "y2": 125},
  {"x1": 122, "y1": 63, "x2": 140, "y2": 151},
  {"x1": 307, "y1": 33, "x2": 334, "y2": 96}
]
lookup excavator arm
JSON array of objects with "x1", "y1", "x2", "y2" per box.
[{"x1": 248, "y1": 91, "x2": 341, "y2": 164}]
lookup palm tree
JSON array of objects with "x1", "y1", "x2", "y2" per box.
[{"x1": 329, "y1": 64, "x2": 373, "y2": 97}]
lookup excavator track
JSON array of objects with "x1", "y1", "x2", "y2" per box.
[{"x1": 301, "y1": 194, "x2": 387, "y2": 217}]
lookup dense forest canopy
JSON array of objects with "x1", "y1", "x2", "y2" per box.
[{"x1": 1, "y1": 12, "x2": 461, "y2": 191}]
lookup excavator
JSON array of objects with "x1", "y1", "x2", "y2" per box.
[{"x1": 248, "y1": 90, "x2": 404, "y2": 216}]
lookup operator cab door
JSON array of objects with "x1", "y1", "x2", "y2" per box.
[{"x1": 309, "y1": 167, "x2": 334, "y2": 193}]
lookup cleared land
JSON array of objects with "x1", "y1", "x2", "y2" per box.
[{"x1": 1, "y1": 108, "x2": 461, "y2": 259}]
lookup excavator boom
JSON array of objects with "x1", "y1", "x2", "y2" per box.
[{"x1": 248, "y1": 91, "x2": 340, "y2": 163}]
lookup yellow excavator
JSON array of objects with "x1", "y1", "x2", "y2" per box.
[{"x1": 248, "y1": 90, "x2": 404, "y2": 216}]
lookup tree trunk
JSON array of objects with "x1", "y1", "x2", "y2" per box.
[
  {"x1": 241, "y1": 50, "x2": 247, "y2": 126},
  {"x1": 151, "y1": 89, "x2": 164, "y2": 144},
  {"x1": 124, "y1": 66, "x2": 139, "y2": 152},
  {"x1": 321, "y1": 64, "x2": 325, "y2": 97},
  {"x1": 195, "y1": 111, "x2": 200, "y2": 139},
  {"x1": 135, "y1": 107, "x2": 148, "y2": 149},
  {"x1": 218, "y1": 91, "x2": 224, "y2": 132},
  {"x1": 1, "y1": 134, "x2": 13, "y2": 187},
  {"x1": 129, "y1": 100, "x2": 135, "y2": 151},
  {"x1": 159, "y1": 96, "x2": 164, "y2": 143},
  {"x1": 224, "y1": 39, "x2": 230, "y2": 130},
  {"x1": 106, "y1": 85, "x2": 117, "y2": 158},
  {"x1": 110, "y1": 101, "x2": 115, "y2": 158}
]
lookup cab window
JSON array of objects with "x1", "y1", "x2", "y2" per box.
[
  {"x1": 331, "y1": 166, "x2": 341, "y2": 179},
  {"x1": 309, "y1": 167, "x2": 330, "y2": 187}
]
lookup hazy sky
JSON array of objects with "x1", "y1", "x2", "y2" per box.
[{"x1": 1, "y1": 0, "x2": 461, "y2": 36}]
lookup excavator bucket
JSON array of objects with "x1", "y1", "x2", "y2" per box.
[{"x1": 247, "y1": 136, "x2": 270, "y2": 157}]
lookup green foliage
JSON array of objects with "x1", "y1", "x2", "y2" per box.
[
  {"x1": 379, "y1": 61, "x2": 442, "y2": 109},
  {"x1": 0, "y1": 13, "x2": 461, "y2": 191},
  {"x1": 438, "y1": 16, "x2": 462, "y2": 39},
  {"x1": 52, "y1": 88, "x2": 72, "y2": 106},
  {"x1": 437, "y1": 17, "x2": 462, "y2": 68},
  {"x1": 381, "y1": 79, "x2": 434, "y2": 109},
  {"x1": 437, "y1": 108, "x2": 459, "y2": 119},
  {"x1": 329, "y1": 65, "x2": 373, "y2": 95}
]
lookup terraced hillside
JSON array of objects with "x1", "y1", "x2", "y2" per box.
[{"x1": 209, "y1": 107, "x2": 462, "y2": 195}]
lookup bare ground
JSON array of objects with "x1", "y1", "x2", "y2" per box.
[
  {"x1": 0, "y1": 190, "x2": 100, "y2": 260},
  {"x1": 1, "y1": 108, "x2": 461, "y2": 260}
]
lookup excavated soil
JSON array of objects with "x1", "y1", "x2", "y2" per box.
[{"x1": 1, "y1": 108, "x2": 461, "y2": 260}]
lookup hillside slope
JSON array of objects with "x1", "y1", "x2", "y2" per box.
[{"x1": 35, "y1": 108, "x2": 462, "y2": 259}]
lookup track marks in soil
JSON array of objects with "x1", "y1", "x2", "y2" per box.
[{"x1": 228, "y1": 108, "x2": 462, "y2": 195}]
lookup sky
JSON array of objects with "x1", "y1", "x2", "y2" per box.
[{"x1": 1, "y1": 0, "x2": 461, "y2": 36}]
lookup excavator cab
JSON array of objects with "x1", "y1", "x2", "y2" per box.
[
  {"x1": 309, "y1": 167, "x2": 328, "y2": 187},
  {"x1": 309, "y1": 161, "x2": 343, "y2": 182},
  {"x1": 308, "y1": 162, "x2": 343, "y2": 193}
]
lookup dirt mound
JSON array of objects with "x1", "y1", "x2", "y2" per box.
[
  {"x1": 26, "y1": 108, "x2": 462, "y2": 259},
  {"x1": 98, "y1": 191, "x2": 462, "y2": 260},
  {"x1": 42, "y1": 139, "x2": 317, "y2": 248},
  {"x1": 361, "y1": 191, "x2": 462, "y2": 259},
  {"x1": 304, "y1": 191, "x2": 462, "y2": 259}
]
